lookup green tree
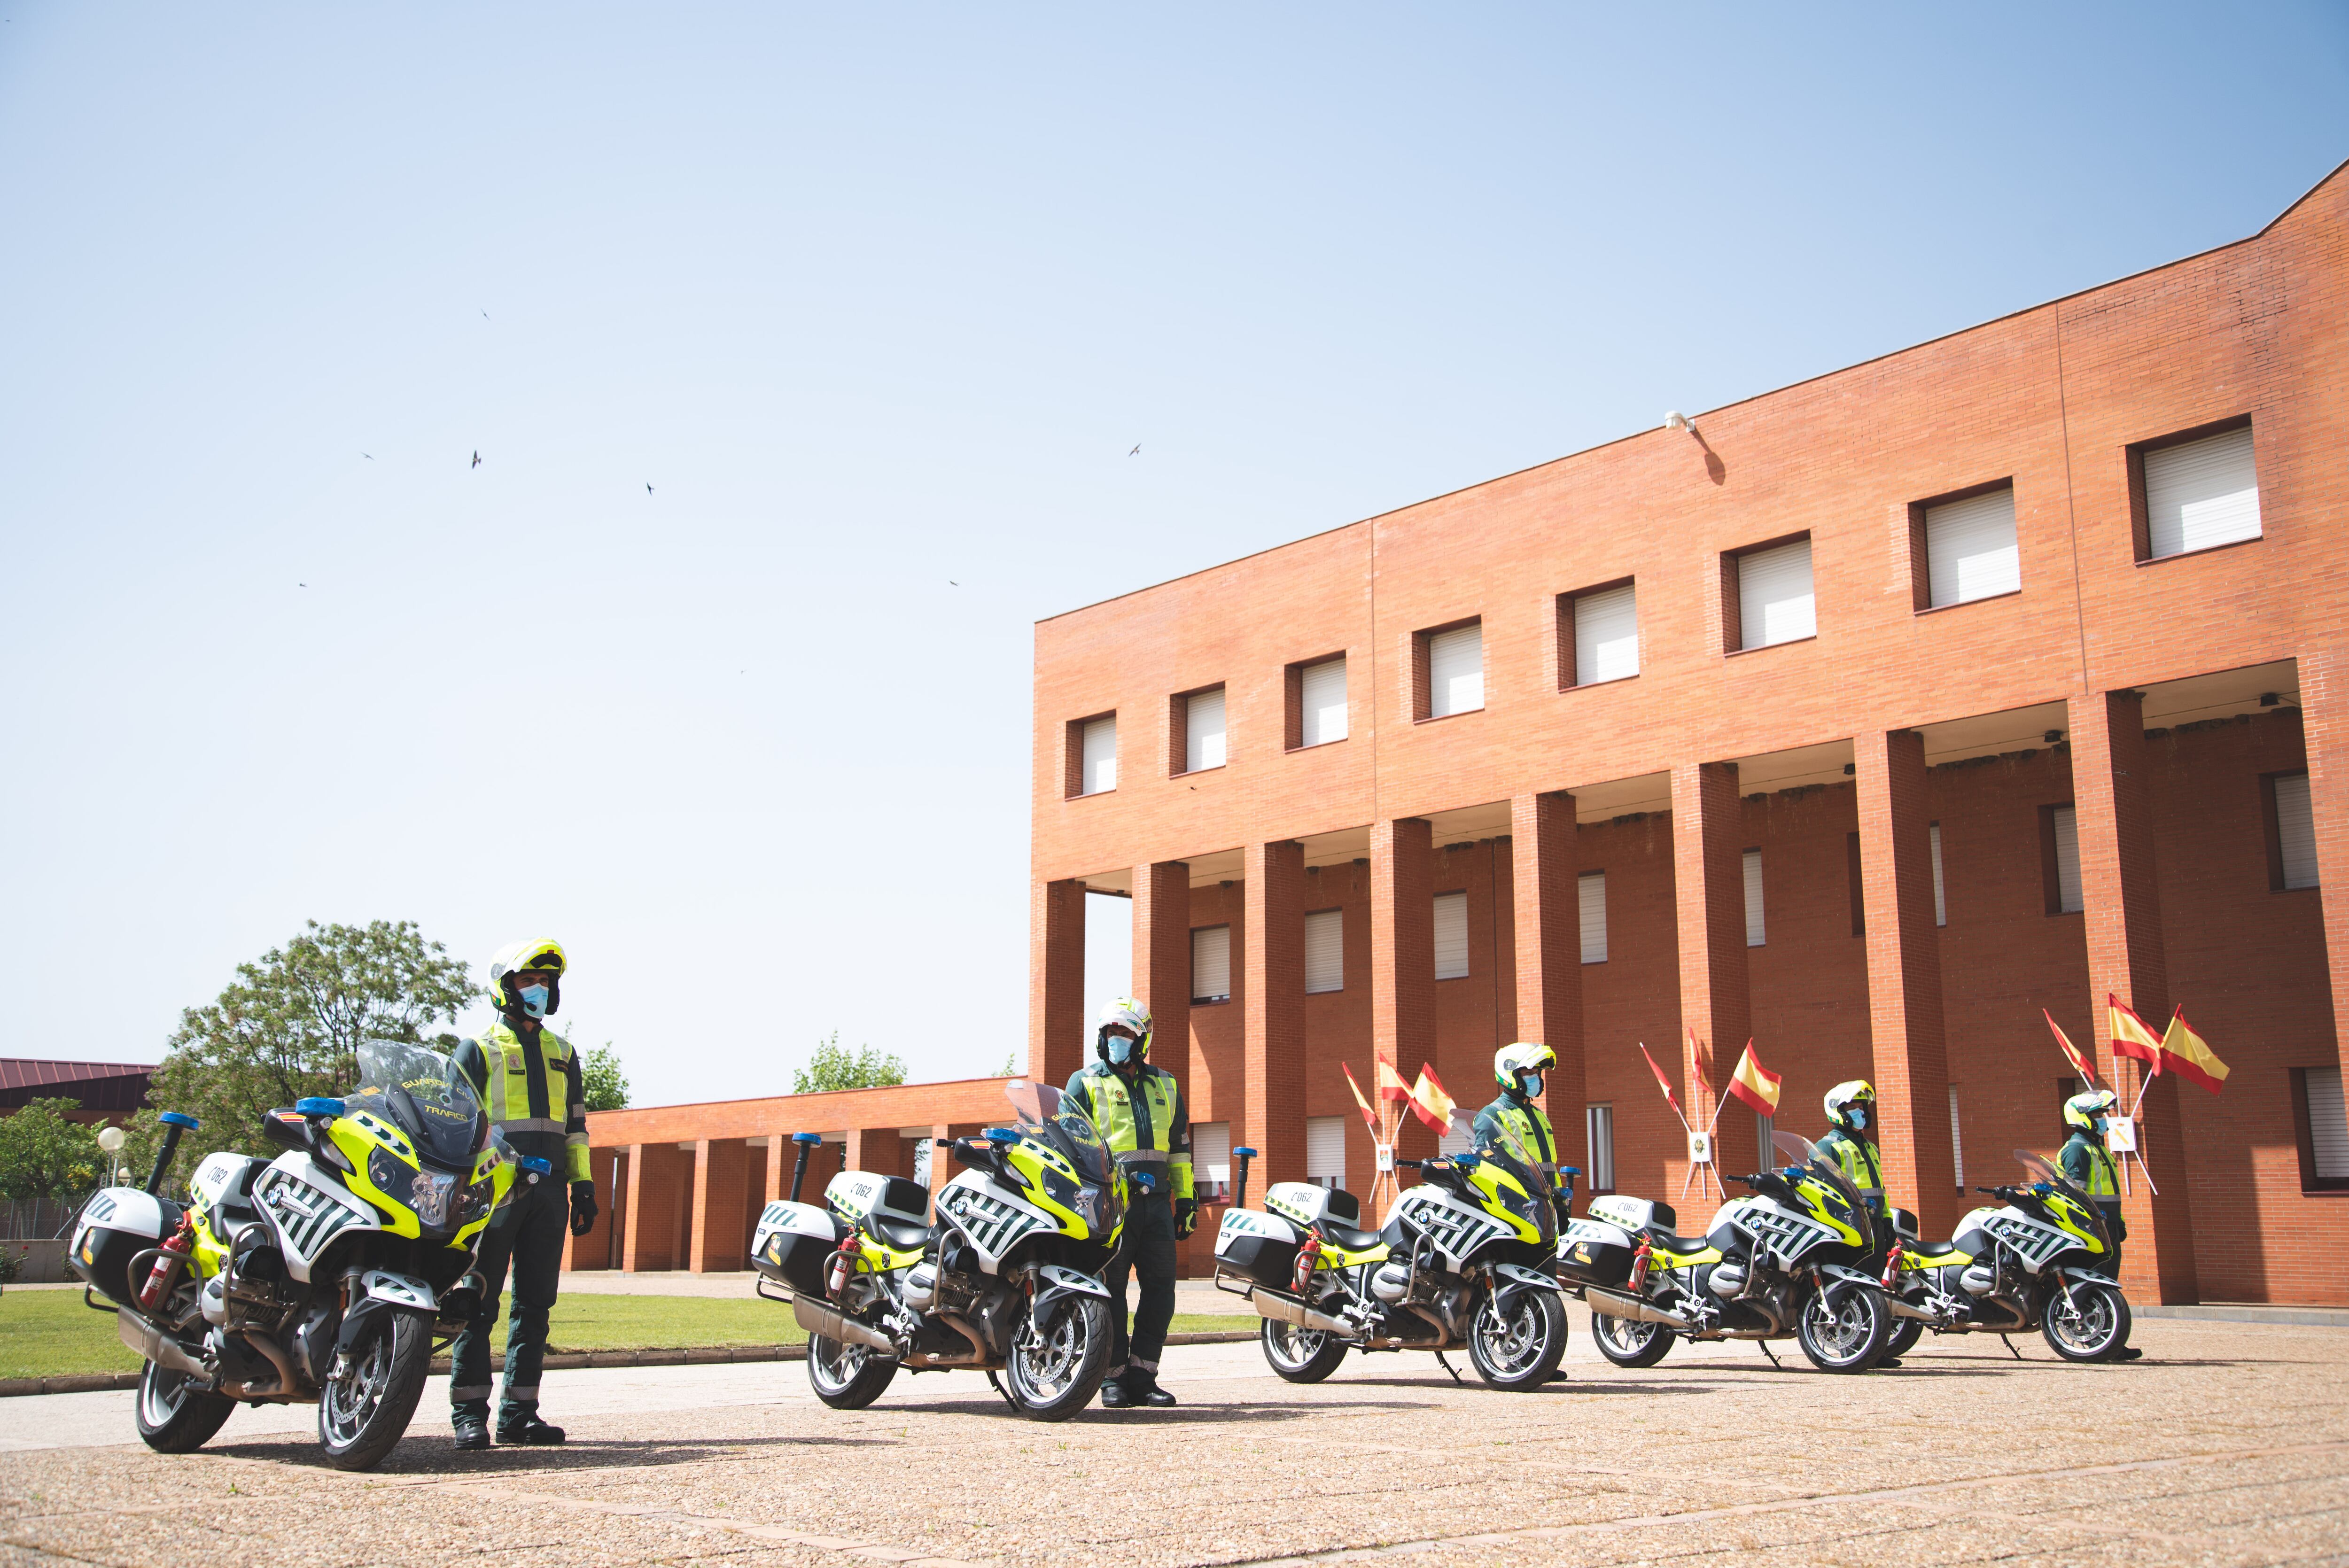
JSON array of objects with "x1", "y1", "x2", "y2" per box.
[
  {"x1": 792, "y1": 1032, "x2": 906, "y2": 1094},
  {"x1": 579, "y1": 1043, "x2": 631, "y2": 1111},
  {"x1": 0, "y1": 1098, "x2": 102, "y2": 1201},
  {"x1": 134, "y1": 920, "x2": 475, "y2": 1189}
]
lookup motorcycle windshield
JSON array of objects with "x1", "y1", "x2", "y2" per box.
[
  {"x1": 1006, "y1": 1078, "x2": 1124, "y2": 1234},
  {"x1": 2015, "y1": 1149, "x2": 2113, "y2": 1252},
  {"x1": 348, "y1": 1039, "x2": 488, "y2": 1171},
  {"x1": 1772, "y1": 1130, "x2": 1869, "y2": 1236},
  {"x1": 1477, "y1": 1119, "x2": 1558, "y2": 1235}
]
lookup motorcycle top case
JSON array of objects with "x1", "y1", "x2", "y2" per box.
[
  {"x1": 1214, "y1": 1206, "x2": 1303, "y2": 1289},
  {"x1": 825, "y1": 1169, "x2": 931, "y2": 1236},
  {"x1": 1584, "y1": 1194, "x2": 1675, "y2": 1234},
  {"x1": 1262, "y1": 1180, "x2": 1360, "y2": 1230},
  {"x1": 68, "y1": 1186, "x2": 170, "y2": 1306},
  {"x1": 751, "y1": 1199, "x2": 848, "y2": 1296}
]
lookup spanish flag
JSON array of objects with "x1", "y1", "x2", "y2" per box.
[
  {"x1": 2044, "y1": 1010, "x2": 2100, "y2": 1088},
  {"x1": 1639, "y1": 1042, "x2": 1685, "y2": 1120},
  {"x1": 2107, "y1": 994, "x2": 2165, "y2": 1073},
  {"x1": 1407, "y1": 1064, "x2": 1458, "y2": 1134},
  {"x1": 1342, "y1": 1062, "x2": 1381, "y2": 1134},
  {"x1": 1375, "y1": 1055, "x2": 1412, "y2": 1103},
  {"x1": 1725, "y1": 1040, "x2": 1783, "y2": 1116},
  {"x1": 2158, "y1": 1008, "x2": 2231, "y2": 1095}
]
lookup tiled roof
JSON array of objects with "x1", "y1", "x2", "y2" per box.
[{"x1": 0, "y1": 1058, "x2": 156, "y2": 1112}]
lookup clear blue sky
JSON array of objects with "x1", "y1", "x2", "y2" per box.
[{"x1": 3, "y1": 5, "x2": 2343, "y2": 1108}]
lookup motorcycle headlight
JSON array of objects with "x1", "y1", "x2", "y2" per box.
[
  {"x1": 368, "y1": 1145, "x2": 417, "y2": 1206},
  {"x1": 410, "y1": 1170, "x2": 461, "y2": 1231},
  {"x1": 455, "y1": 1174, "x2": 498, "y2": 1226}
]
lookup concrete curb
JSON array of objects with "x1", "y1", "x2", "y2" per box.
[
  {"x1": 2138, "y1": 1304, "x2": 2349, "y2": 1327},
  {"x1": 0, "y1": 1330, "x2": 1259, "y2": 1397}
]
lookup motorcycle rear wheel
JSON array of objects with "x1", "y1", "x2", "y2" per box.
[
  {"x1": 2041, "y1": 1281, "x2": 2131, "y2": 1362},
  {"x1": 1796, "y1": 1286, "x2": 1890, "y2": 1373},
  {"x1": 319, "y1": 1311, "x2": 431, "y2": 1470},
  {"x1": 807, "y1": 1333, "x2": 899, "y2": 1409},
  {"x1": 1467, "y1": 1287, "x2": 1567, "y2": 1390},
  {"x1": 1006, "y1": 1294, "x2": 1109, "y2": 1421},
  {"x1": 1590, "y1": 1310, "x2": 1674, "y2": 1369},
  {"x1": 1260, "y1": 1318, "x2": 1349, "y2": 1382},
  {"x1": 134, "y1": 1360, "x2": 234, "y2": 1454},
  {"x1": 1884, "y1": 1316, "x2": 1925, "y2": 1359}
]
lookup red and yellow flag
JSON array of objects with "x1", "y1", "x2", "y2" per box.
[
  {"x1": 1725, "y1": 1040, "x2": 1782, "y2": 1116},
  {"x1": 2159, "y1": 1008, "x2": 2230, "y2": 1095},
  {"x1": 1639, "y1": 1042, "x2": 1685, "y2": 1120},
  {"x1": 1341, "y1": 1062, "x2": 1382, "y2": 1134},
  {"x1": 2107, "y1": 994, "x2": 2165, "y2": 1073},
  {"x1": 1407, "y1": 1065, "x2": 1457, "y2": 1134},
  {"x1": 1375, "y1": 1055, "x2": 1413, "y2": 1103},
  {"x1": 1688, "y1": 1028, "x2": 1714, "y2": 1109},
  {"x1": 2044, "y1": 1010, "x2": 2100, "y2": 1087}
]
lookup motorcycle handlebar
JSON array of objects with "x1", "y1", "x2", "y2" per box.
[{"x1": 1395, "y1": 1157, "x2": 1424, "y2": 1169}]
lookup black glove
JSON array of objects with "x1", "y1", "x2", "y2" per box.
[
  {"x1": 1174, "y1": 1197, "x2": 1198, "y2": 1238},
  {"x1": 569, "y1": 1181, "x2": 598, "y2": 1237}
]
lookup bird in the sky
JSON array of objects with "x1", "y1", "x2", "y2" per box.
[
  {"x1": 949, "y1": 580, "x2": 959, "y2": 586},
  {"x1": 471, "y1": 451, "x2": 482, "y2": 468},
  {"x1": 482, "y1": 310, "x2": 489, "y2": 319},
  {"x1": 298, "y1": 582, "x2": 306, "y2": 588},
  {"x1": 646, "y1": 483, "x2": 653, "y2": 494},
  {"x1": 362, "y1": 453, "x2": 373, "y2": 460},
  {"x1": 1129, "y1": 444, "x2": 1141, "y2": 456}
]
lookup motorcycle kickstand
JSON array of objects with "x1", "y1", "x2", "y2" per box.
[
  {"x1": 2000, "y1": 1335, "x2": 2023, "y2": 1362},
  {"x1": 1433, "y1": 1351, "x2": 1465, "y2": 1387},
  {"x1": 1757, "y1": 1340, "x2": 1782, "y2": 1369},
  {"x1": 984, "y1": 1370, "x2": 1019, "y2": 1411}
]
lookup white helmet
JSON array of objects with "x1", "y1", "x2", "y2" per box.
[{"x1": 1096, "y1": 997, "x2": 1153, "y2": 1064}]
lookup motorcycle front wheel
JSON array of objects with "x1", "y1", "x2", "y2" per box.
[
  {"x1": 1590, "y1": 1309, "x2": 1674, "y2": 1369},
  {"x1": 134, "y1": 1359, "x2": 235, "y2": 1453},
  {"x1": 319, "y1": 1311, "x2": 431, "y2": 1470},
  {"x1": 1467, "y1": 1287, "x2": 1567, "y2": 1390},
  {"x1": 1260, "y1": 1318, "x2": 1348, "y2": 1382},
  {"x1": 2042, "y1": 1280, "x2": 2131, "y2": 1362},
  {"x1": 1006, "y1": 1294, "x2": 1110, "y2": 1421},
  {"x1": 807, "y1": 1332, "x2": 899, "y2": 1409},
  {"x1": 1796, "y1": 1286, "x2": 1890, "y2": 1373}
]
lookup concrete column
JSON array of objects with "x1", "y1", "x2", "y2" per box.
[
  {"x1": 1244, "y1": 839, "x2": 1308, "y2": 1189},
  {"x1": 2071, "y1": 688, "x2": 2197, "y2": 1303},
  {"x1": 622, "y1": 1141, "x2": 689, "y2": 1272},
  {"x1": 1511, "y1": 792, "x2": 1585, "y2": 1172},
  {"x1": 689, "y1": 1138, "x2": 750, "y2": 1273},
  {"x1": 562, "y1": 1145, "x2": 620, "y2": 1271},
  {"x1": 1134, "y1": 860, "x2": 1195, "y2": 1110},
  {"x1": 1030, "y1": 877, "x2": 1088, "y2": 1088},
  {"x1": 1373, "y1": 818, "x2": 1438, "y2": 1183},
  {"x1": 1854, "y1": 728, "x2": 1959, "y2": 1236},
  {"x1": 2300, "y1": 648, "x2": 2349, "y2": 1091},
  {"x1": 1670, "y1": 762, "x2": 1755, "y2": 1175}
]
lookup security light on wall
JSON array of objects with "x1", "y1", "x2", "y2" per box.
[{"x1": 1663, "y1": 411, "x2": 1694, "y2": 434}]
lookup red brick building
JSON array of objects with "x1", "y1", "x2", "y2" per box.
[{"x1": 587, "y1": 161, "x2": 2349, "y2": 1304}]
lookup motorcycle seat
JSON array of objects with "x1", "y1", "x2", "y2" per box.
[
  {"x1": 1317, "y1": 1222, "x2": 1384, "y2": 1251},
  {"x1": 1644, "y1": 1226, "x2": 1700, "y2": 1250},
  {"x1": 1908, "y1": 1240, "x2": 1968, "y2": 1262},
  {"x1": 867, "y1": 1216, "x2": 932, "y2": 1250}
]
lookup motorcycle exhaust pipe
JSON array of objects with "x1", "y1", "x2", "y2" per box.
[
  {"x1": 1250, "y1": 1289, "x2": 1352, "y2": 1337},
  {"x1": 1887, "y1": 1296, "x2": 1954, "y2": 1323},
  {"x1": 117, "y1": 1307, "x2": 209, "y2": 1379},
  {"x1": 791, "y1": 1295, "x2": 896, "y2": 1353},
  {"x1": 1584, "y1": 1286, "x2": 1696, "y2": 1331}
]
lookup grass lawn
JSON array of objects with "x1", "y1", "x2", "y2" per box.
[{"x1": 0, "y1": 1289, "x2": 1244, "y2": 1380}]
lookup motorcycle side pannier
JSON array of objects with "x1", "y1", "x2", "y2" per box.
[
  {"x1": 1213, "y1": 1207, "x2": 1302, "y2": 1289},
  {"x1": 752, "y1": 1199, "x2": 848, "y2": 1296},
  {"x1": 68, "y1": 1188, "x2": 170, "y2": 1306},
  {"x1": 1555, "y1": 1218, "x2": 1638, "y2": 1287}
]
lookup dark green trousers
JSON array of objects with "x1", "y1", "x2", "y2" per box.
[
  {"x1": 450, "y1": 1176, "x2": 569, "y2": 1427},
  {"x1": 1106, "y1": 1191, "x2": 1177, "y2": 1378}
]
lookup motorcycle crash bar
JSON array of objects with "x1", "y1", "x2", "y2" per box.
[
  {"x1": 791, "y1": 1294, "x2": 896, "y2": 1354},
  {"x1": 1249, "y1": 1289, "x2": 1353, "y2": 1338}
]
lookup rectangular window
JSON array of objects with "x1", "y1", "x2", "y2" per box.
[
  {"x1": 1304, "y1": 908, "x2": 1345, "y2": 994},
  {"x1": 1433, "y1": 891, "x2": 1470, "y2": 979},
  {"x1": 1306, "y1": 1115, "x2": 1347, "y2": 1189},
  {"x1": 1190, "y1": 924, "x2": 1232, "y2": 1003},
  {"x1": 1182, "y1": 686, "x2": 1227, "y2": 774},
  {"x1": 1565, "y1": 581, "x2": 1640, "y2": 687},
  {"x1": 1423, "y1": 621, "x2": 1485, "y2": 718},
  {"x1": 2295, "y1": 1067, "x2": 2349, "y2": 1190},
  {"x1": 1918, "y1": 485, "x2": 2021, "y2": 609},
  {"x1": 1585, "y1": 1103, "x2": 1615, "y2": 1191},
  {"x1": 1930, "y1": 822, "x2": 1947, "y2": 926},
  {"x1": 1949, "y1": 1085, "x2": 1965, "y2": 1189},
  {"x1": 1743, "y1": 849, "x2": 1766, "y2": 947},
  {"x1": 1578, "y1": 871, "x2": 1608, "y2": 964},
  {"x1": 1847, "y1": 831, "x2": 1865, "y2": 938},
  {"x1": 1733, "y1": 536, "x2": 1816, "y2": 651},
  {"x1": 1077, "y1": 714, "x2": 1118, "y2": 796},
  {"x1": 2045, "y1": 804, "x2": 2083, "y2": 915},
  {"x1": 1298, "y1": 656, "x2": 1348, "y2": 747},
  {"x1": 2140, "y1": 423, "x2": 2261, "y2": 559},
  {"x1": 2272, "y1": 772, "x2": 2318, "y2": 890},
  {"x1": 1191, "y1": 1121, "x2": 1232, "y2": 1201}
]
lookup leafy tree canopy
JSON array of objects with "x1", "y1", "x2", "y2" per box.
[
  {"x1": 132, "y1": 920, "x2": 474, "y2": 1190},
  {"x1": 578, "y1": 1042, "x2": 630, "y2": 1112},
  {"x1": 793, "y1": 1032, "x2": 906, "y2": 1095},
  {"x1": 0, "y1": 1097, "x2": 102, "y2": 1201}
]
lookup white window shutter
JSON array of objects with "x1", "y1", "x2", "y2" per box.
[
  {"x1": 1585, "y1": 1103, "x2": 1615, "y2": 1190},
  {"x1": 2309, "y1": 1067, "x2": 2349, "y2": 1180},
  {"x1": 1300, "y1": 657, "x2": 1348, "y2": 746},
  {"x1": 1081, "y1": 715, "x2": 1118, "y2": 795},
  {"x1": 2277, "y1": 774, "x2": 2318, "y2": 889},
  {"x1": 1925, "y1": 488, "x2": 2021, "y2": 607},
  {"x1": 1429, "y1": 624, "x2": 1484, "y2": 716},
  {"x1": 1439, "y1": 1118, "x2": 1475, "y2": 1156},
  {"x1": 1185, "y1": 688, "x2": 1227, "y2": 773},
  {"x1": 1433, "y1": 891, "x2": 1470, "y2": 979},
  {"x1": 1949, "y1": 1085, "x2": 1965, "y2": 1188},
  {"x1": 1304, "y1": 908, "x2": 1345, "y2": 994},
  {"x1": 2145, "y1": 426, "x2": 2260, "y2": 558},
  {"x1": 1574, "y1": 584, "x2": 1640, "y2": 684},
  {"x1": 1743, "y1": 850, "x2": 1766, "y2": 947},
  {"x1": 1578, "y1": 871, "x2": 1608, "y2": 963},
  {"x1": 1930, "y1": 822, "x2": 1947, "y2": 926},
  {"x1": 2052, "y1": 806, "x2": 2084, "y2": 914},
  {"x1": 1191, "y1": 1121, "x2": 1232, "y2": 1197},
  {"x1": 1738, "y1": 538, "x2": 1815, "y2": 650},
  {"x1": 1306, "y1": 1116, "x2": 1347, "y2": 1188},
  {"x1": 1190, "y1": 925, "x2": 1231, "y2": 1002}
]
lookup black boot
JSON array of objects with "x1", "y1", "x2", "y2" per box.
[
  {"x1": 1100, "y1": 1374, "x2": 1131, "y2": 1408},
  {"x1": 453, "y1": 1405, "x2": 490, "y2": 1452},
  {"x1": 2115, "y1": 1346, "x2": 2145, "y2": 1362},
  {"x1": 497, "y1": 1413, "x2": 567, "y2": 1444},
  {"x1": 1124, "y1": 1372, "x2": 1176, "y2": 1407}
]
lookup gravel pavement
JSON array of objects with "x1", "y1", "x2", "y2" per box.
[{"x1": 3, "y1": 1311, "x2": 2345, "y2": 1567}]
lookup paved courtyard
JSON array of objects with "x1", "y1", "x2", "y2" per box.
[{"x1": 3, "y1": 1310, "x2": 2346, "y2": 1568}]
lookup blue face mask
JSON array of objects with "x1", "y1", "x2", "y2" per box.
[
  {"x1": 1106, "y1": 1034, "x2": 1135, "y2": 1065},
  {"x1": 519, "y1": 983, "x2": 550, "y2": 1019},
  {"x1": 1848, "y1": 1107, "x2": 1867, "y2": 1132},
  {"x1": 1520, "y1": 1073, "x2": 1543, "y2": 1099},
  {"x1": 2092, "y1": 1116, "x2": 2110, "y2": 1133}
]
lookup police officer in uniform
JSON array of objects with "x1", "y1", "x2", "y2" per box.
[
  {"x1": 1471, "y1": 1042, "x2": 1577, "y2": 1232},
  {"x1": 2056, "y1": 1088, "x2": 2143, "y2": 1361},
  {"x1": 1818, "y1": 1080, "x2": 1888, "y2": 1229},
  {"x1": 448, "y1": 939, "x2": 597, "y2": 1450},
  {"x1": 1062, "y1": 998, "x2": 1193, "y2": 1408}
]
